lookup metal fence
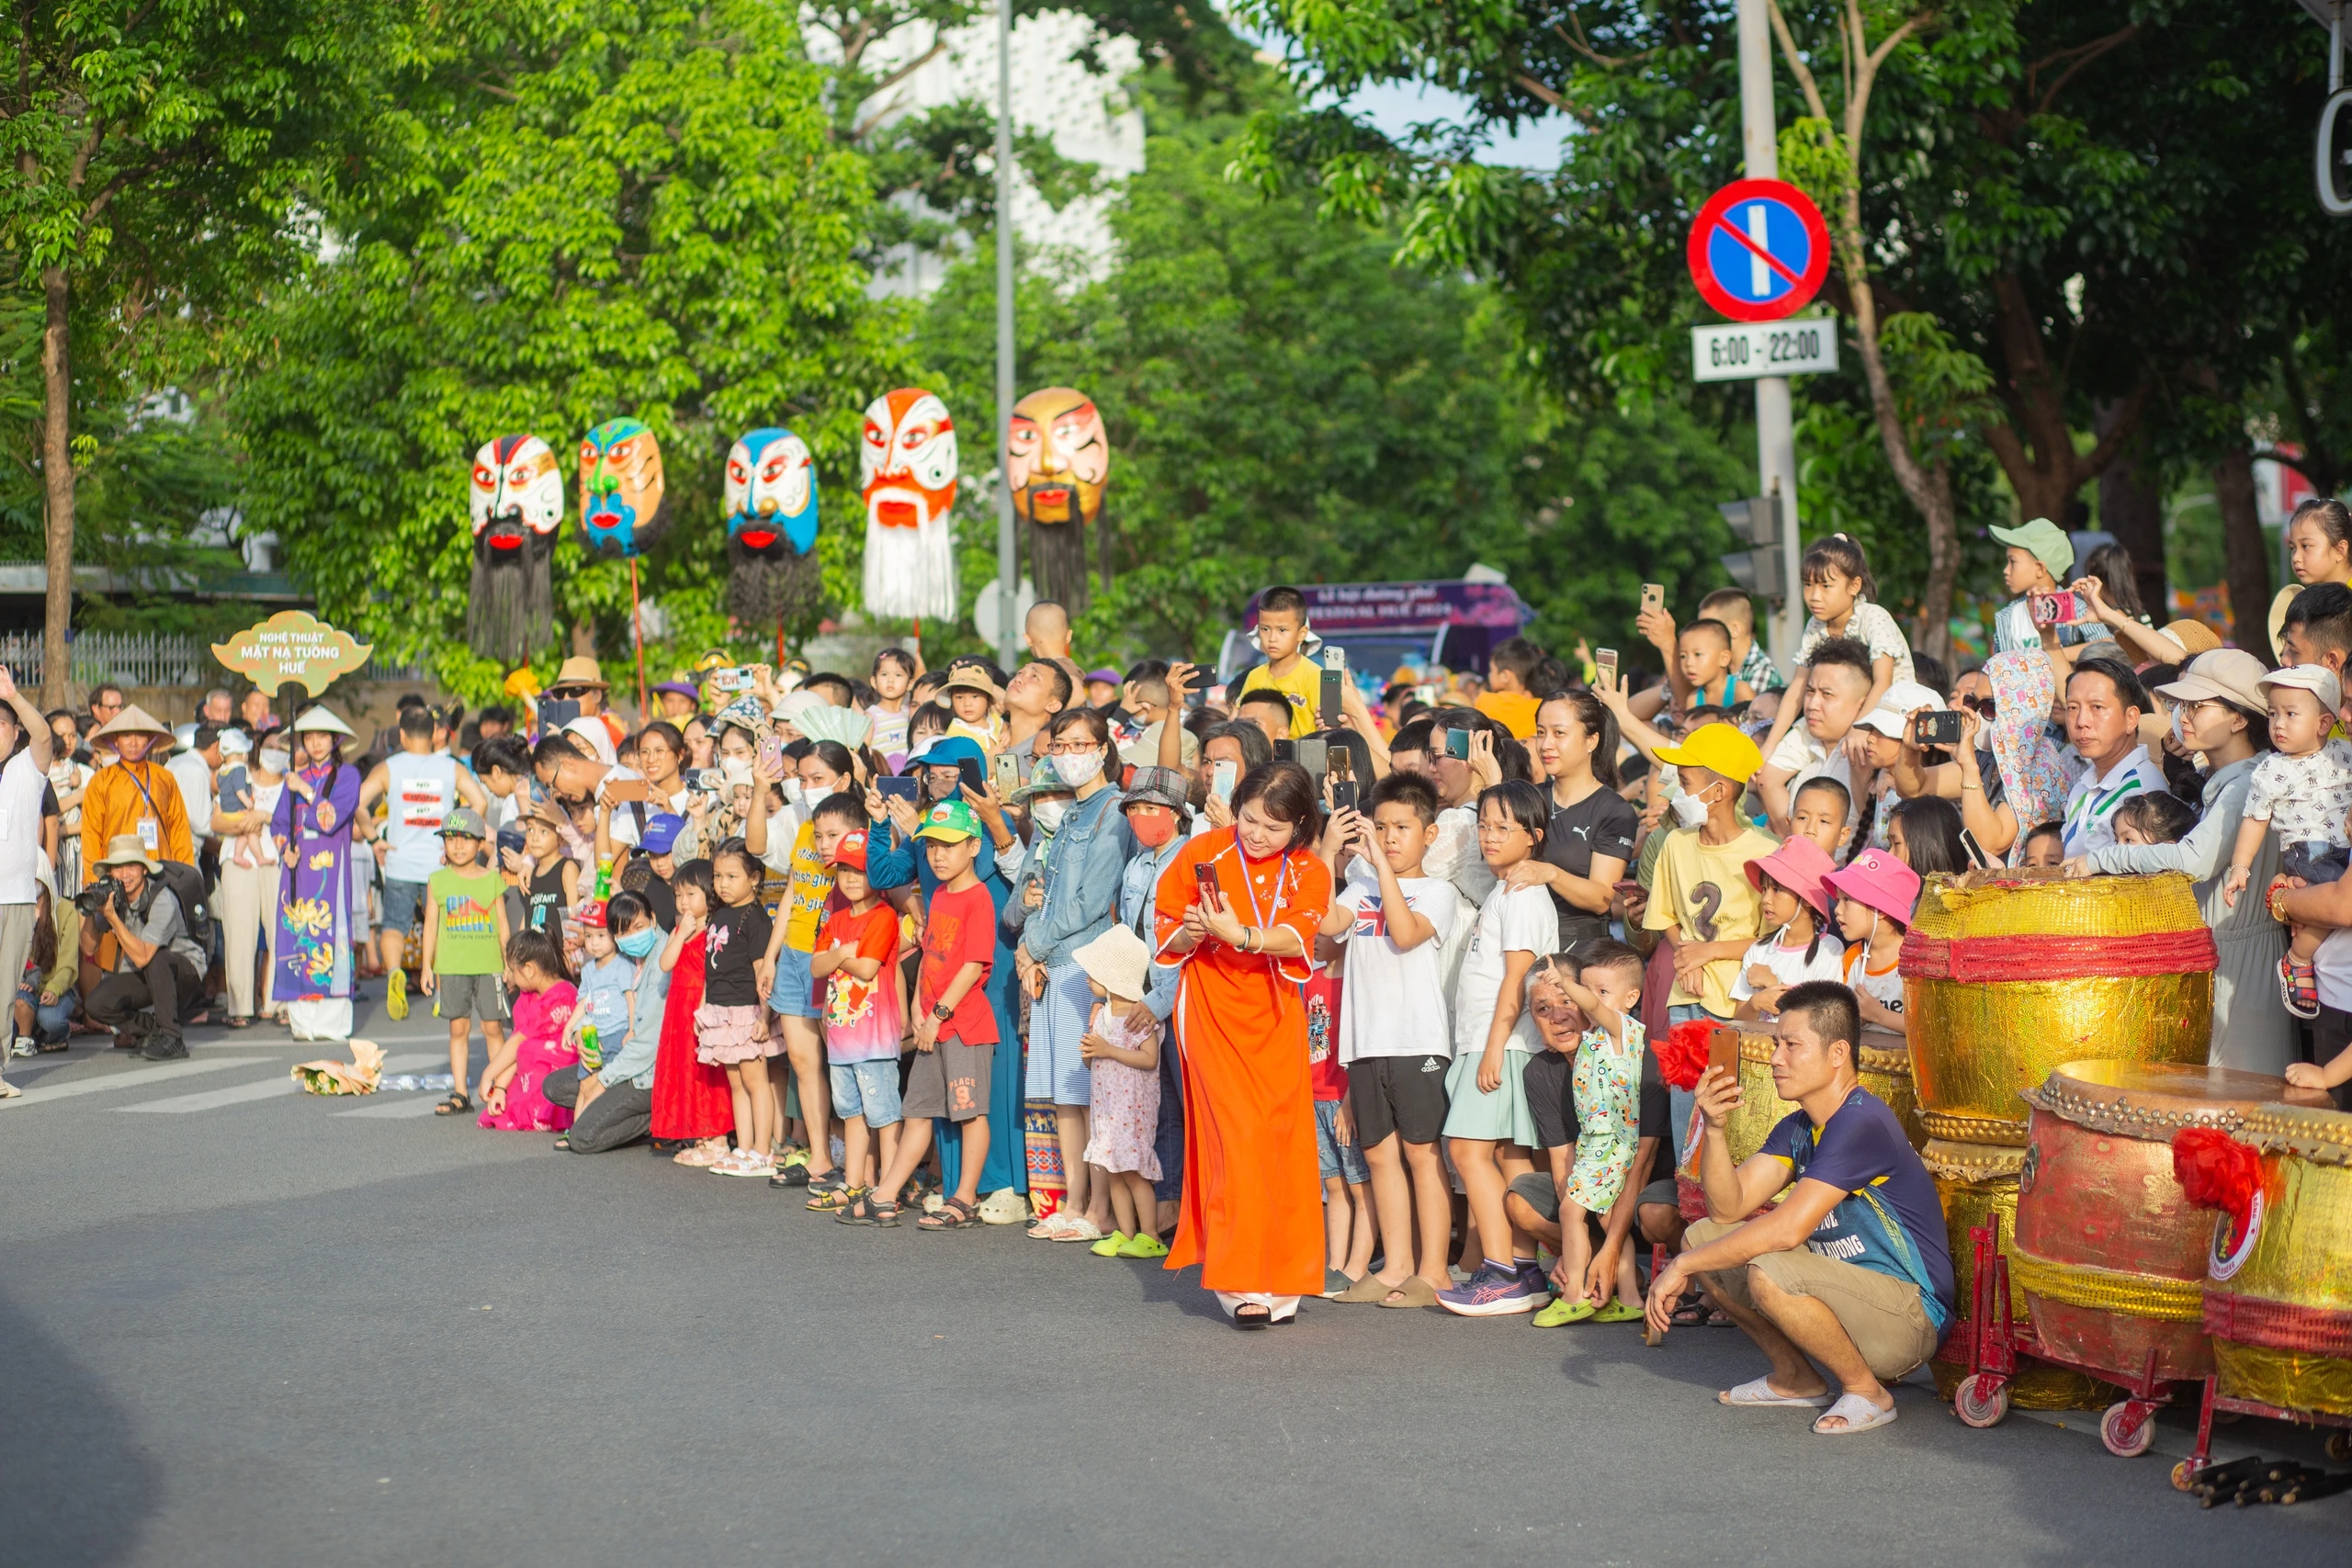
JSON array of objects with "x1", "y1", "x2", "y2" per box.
[{"x1": 0, "y1": 631, "x2": 425, "y2": 692}]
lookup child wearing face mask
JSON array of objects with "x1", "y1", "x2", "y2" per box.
[{"x1": 1822, "y1": 849, "x2": 1920, "y2": 1039}]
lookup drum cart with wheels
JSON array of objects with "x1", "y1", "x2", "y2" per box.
[
  {"x1": 2169, "y1": 1383, "x2": 2352, "y2": 1491},
  {"x1": 1945, "y1": 1220, "x2": 2191, "y2": 1458}
]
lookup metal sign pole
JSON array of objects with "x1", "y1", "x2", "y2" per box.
[
  {"x1": 1738, "y1": 0, "x2": 1804, "y2": 664},
  {"x1": 993, "y1": 0, "x2": 1020, "y2": 671}
]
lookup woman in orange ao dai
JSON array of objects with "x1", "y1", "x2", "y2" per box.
[{"x1": 1153, "y1": 761, "x2": 1332, "y2": 1327}]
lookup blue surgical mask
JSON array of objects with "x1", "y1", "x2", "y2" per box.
[{"x1": 616, "y1": 926, "x2": 662, "y2": 959}]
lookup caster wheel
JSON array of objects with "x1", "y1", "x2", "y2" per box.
[
  {"x1": 1954, "y1": 1372, "x2": 2010, "y2": 1429},
  {"x1": 2327, "y1": 1429, "x2": 2351, "y2": 1463},
  {"x1": 2171, "y1": 1460, "x2": 2197, "y2": 1492},
  {"x1": 2100, "y1": 1401, "x2": 2154, "y2": 1459}
]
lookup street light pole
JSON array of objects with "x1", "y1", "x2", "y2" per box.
[
  {"x1": 997, "y1": 0, "x2": 1025, "y2": 667},
  {"x1": 1738, "y1": 0, "x2": 1804, "y2": 663}
]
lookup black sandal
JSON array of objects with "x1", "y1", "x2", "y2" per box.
[
  {"x1": 837, "y1": 1192, "x2": 902, "y2": 1227},
  {"x1": 433, "y1": 1092, "x2": 473, "y2": 1116},
  {"x1": 918, "y1": 1196, "x2": 979, "y2": 1231},
  {"x1": 1232, "y1": 1303, "x2": 1272, "y2": 1330}
]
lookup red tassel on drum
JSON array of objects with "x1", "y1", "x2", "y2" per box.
[
  {"x1": 1657, "y1": 1020, "x2": 1713, "y2": 1090},
  {"x1": 2171, "y1": 1126, "x2": 2264, "y2": 1241}
]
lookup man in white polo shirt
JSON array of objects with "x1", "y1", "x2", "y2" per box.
[
  {"x1": 0, "y1": 664, "x2": 55, "y2": 1095},
  {"x1": 2061, "y1": 655, "x2": 2165, "y2": 858}
]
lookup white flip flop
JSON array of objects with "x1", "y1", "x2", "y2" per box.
[
  {"x1": 1718, "y1": 1374, "x2": 1834, "y2": 1408},
  {"x1": 1812, "y1": 1392, "x2": 1899, "y2": 1434}
]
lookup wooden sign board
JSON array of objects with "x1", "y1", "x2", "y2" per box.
[{"x1": 211, "y1": 611, "x2": 374, "y2": 696}]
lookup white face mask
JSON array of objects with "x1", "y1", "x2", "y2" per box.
[
  {"x1": 259, "y1": 750, "x2": 289, "y2": 773},
  {"x1": 1671, "y1": 785, "x2": 1713, "y2": 829},
  {"x1": 719, "y1": 758, "x2": 753, "y2": 788},
  {"x1": 1053, "y1": 749, "x2": 1106, "y2": 788},
  {"x1": 1031, "y1": 798, "x2": 1070, "y2": 833},
  {"x1": 780, "y1": 779, "x2": 806, "y2": 809}
]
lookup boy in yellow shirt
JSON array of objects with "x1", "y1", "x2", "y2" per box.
[{"x1": 1237, "y1": 586, "x2": 1327, "y2": 739}]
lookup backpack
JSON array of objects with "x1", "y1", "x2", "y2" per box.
[{"x1": 150, "y1": 859, "x2": 218, "y2": 953}]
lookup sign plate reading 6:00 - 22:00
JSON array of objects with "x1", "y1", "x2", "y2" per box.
[{"x1": 1690, "y1": 319, "x2": 1838, "y2": 383}]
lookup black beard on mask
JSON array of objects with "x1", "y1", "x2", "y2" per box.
[
  {"x1": 468, "y1": 521, "x2": 556, "y2": 664},
  {"x1": 728, "y1": 530, "x2": 822, "y2": 629}
]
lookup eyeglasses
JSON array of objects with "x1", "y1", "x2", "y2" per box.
[{"x1": 1042, "y1": 740, "x2": 1101, "y2": 755}]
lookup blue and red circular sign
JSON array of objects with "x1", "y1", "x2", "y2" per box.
[{"x1": 1687, "y1": 179, "x2": 1830, "y2": 322}]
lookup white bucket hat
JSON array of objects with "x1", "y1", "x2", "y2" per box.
[{"x1": 1072, "y1": 925, "x2": 1151, "y2": 1003}]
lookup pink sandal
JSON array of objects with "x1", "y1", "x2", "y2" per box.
[{"x1": 673, "y1": 1139, "x2": 728, "y2": 1168}]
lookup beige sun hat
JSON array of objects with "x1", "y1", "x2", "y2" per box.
[
  {"x1": 93, "y1": 831, "x2": 160, "y2": 873},
  {"x1": 551, "y1": 655, "x2": 609, "y2": 692},
  {"x1": 1072, "y1": 924, "x2": 1151, "y2": 1003}
]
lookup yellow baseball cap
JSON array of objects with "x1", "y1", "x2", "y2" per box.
[{"x1": 1653, "y1": 721, "x2": 1763, "y2": 784}]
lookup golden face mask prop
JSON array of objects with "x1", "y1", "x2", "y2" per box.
[{"x1": 1007, "y1": 388, "x2": 1108, "y2": 525}]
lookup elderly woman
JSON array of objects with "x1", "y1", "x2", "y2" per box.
[
  {"x1": 270, "y1": 706, "x2": 364, "y2": 1043},
  {"x1": 2067, "y1": 649, "x2": 2287, "y2": 1074}
]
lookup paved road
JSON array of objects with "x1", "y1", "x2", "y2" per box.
[{"x1": 4, "y1": 1001, "x2": 2346, "y2": 1567}]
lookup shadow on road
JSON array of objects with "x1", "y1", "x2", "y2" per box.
[{"x1": 0, "y1": 1290, "x2": 160, "y2": 1566}]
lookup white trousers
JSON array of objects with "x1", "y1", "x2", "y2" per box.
[
  {"x1": 216, "y1": 857, "x2": 281, "y2": 1020},
  {"x1": 1214, "y1": 1292, "x2": 1303, "y2": 1321}
]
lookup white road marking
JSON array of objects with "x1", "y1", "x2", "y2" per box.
[
  {"x1": 0, "y1": 1056, "x2": 268, "y2": 1110},
  {"x1": 334, "y1": 1095, "x2": 458, "y2": 1120},
  {"x1": 118, "y1": 1054, "x2": 443, "y2": 1114}
]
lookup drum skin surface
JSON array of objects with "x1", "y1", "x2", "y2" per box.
[
  {"x1": 2013, "y1": 1062, "x2": 2319, "y2": 1384},
  {"x1": 1904, "y1": 874, "x2": 2213, "y2": 1146},
  {"x1": 2205, "y1": 1105, "x2": 2352, "y2": 1417}
]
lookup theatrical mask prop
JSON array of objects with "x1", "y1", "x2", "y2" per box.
[
  {"x1": 859, "y1": 387, "x2": 959, "y2": 621},
  {"x1": 1007, "y1": 387, "x2": 1109, "y2": 610},
  {"x1": 466, "y1": 434, "x2": 563, "y2": 663},
  {"x1": 724, "y1": 426, "x2": 823, "y2": 627},
  {"x1": 579, "y1": 418, "x2": 673, "y2": 558}
]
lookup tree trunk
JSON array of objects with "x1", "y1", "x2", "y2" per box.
[
  {"x1": 2214, "y1": 444, "x2": 2274, "y2": 663},
  {"x1": 1098, "y1": 511, "x2": 1114, "y2": 601},
  {"x1": 2094, "y1": 399, "x2": 2168, "y2": 618},
  {"x1": 40, "y1": 264, "x2": 74, "y2": 708},
  {"x1": 1918, "y1": 457, "x2": 1959, "y2": 668}
]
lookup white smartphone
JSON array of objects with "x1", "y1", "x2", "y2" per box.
[{"x1": 1211, "y1": 760, "x2": 1238, "y2": 803}]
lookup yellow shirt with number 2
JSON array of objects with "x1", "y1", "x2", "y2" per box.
[{"x1": 1642, "y1": 823, "x2": 1780, "y2": 1017}]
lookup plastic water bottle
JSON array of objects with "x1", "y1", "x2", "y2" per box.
[{"x1": 381, "y1": 1072, "x2": 457, "y2": 1093}]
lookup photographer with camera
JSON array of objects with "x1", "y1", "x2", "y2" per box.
[{"x1": 79, "y1": 833, "x2": 206, "y2": 1060}]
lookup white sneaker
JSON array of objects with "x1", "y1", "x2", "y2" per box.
[
  {"x1": 0, "y1": 1077, "x2": 19, "y2": 1099},
  {"x1": 8, "y1": 1037, "x2": 33, "y2": 1058}
]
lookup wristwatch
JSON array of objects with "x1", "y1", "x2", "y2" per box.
[{"x1": 932, "y1": 1002, "x2": 956, "y2": 1021}]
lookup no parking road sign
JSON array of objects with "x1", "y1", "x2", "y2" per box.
[{"x1": 1687, "y1": 179, "x2": 1829, "y2": 322}]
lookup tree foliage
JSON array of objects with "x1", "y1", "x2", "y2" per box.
[
  {"x1": 911, "y1": 67, "x2": 1750, "y2": 670},
  {"x1": 232, "y1": 0, "x2": 911, "y2": 703}
]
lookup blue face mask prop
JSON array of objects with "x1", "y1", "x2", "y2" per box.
[{"x1": 723, "y1": 425, "x2": 823, "y2": 627}]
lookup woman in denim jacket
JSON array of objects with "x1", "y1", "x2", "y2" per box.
[{"x1": 1016, "y1": 708, "x2": 1137, "y2": 1241}]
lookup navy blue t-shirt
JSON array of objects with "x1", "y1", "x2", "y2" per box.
[{"x1": 1762, "y1": 1088, "x2": 1956, "y2": 1330}]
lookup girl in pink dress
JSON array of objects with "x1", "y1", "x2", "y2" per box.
[{"x1": 479, "y1": 929, "x2": 578, "y2": 1133}]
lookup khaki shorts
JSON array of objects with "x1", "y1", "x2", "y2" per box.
[{"x1": 1685, "y1": 1217, "x2": 1939, "y2": 1382}]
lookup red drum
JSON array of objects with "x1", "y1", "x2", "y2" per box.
[{"x1": 2013, "y1": 1061, "x2": 2327, "y2": 1384}]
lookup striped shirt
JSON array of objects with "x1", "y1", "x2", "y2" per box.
[{"x1": 2062, "y1": 745, "x2": 2166, "y2": 858}]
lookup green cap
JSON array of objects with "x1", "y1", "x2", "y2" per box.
[
  {"x1": 1990, "y1": 517, "x2": 2074, "y2": 582},
  {"x1": 915, "y1": 797, "x2": 981, "y2": 843}
]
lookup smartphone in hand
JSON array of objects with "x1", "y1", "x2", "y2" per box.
[
  {"x1": 876, "y1": 775, "x2": 919, "y2": 806},
  {"x1": 1640, "y1": 583, "x2": 1665, "y2": 617},
  {"x1": 1596, "y1": 647, "x2": 1619, "y2": 687},
  {"x1": 1705, "y1": 1024, "x2": 1741, "y2": 1088},
  {"x1": 1211, "y1": 760, "x2": 1238, "y2": 802},
  {"x1": 1193, "y1": 863, "x2": 1219, "y2": 903}
]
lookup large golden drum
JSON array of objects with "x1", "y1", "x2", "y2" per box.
[
  {"x1": 2203, "y1": 1105, "x2": 2352, "y2": 1418},
  {"x1": 1925, "y1": 1139, "x2": 2117, "y2": 1410},
  {"x1": 1902, "y1": 873, "x2": 2214, "y2": 1146},
  {"x1": 2014, "y1": 1062, "x2": 2325, "y2": 1385}
]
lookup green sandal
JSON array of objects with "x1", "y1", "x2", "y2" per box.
[
  {"x1": 1592, "y1": 1298, "x2": 1644, "y2": 1324},
  {"x1": 1532, "y1": 1297, "x2": 1596, "y2": 1327}
]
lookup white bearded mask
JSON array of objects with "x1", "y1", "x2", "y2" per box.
[{"x1": 469, "y1": 434, "x2": 563, "y2": 538}]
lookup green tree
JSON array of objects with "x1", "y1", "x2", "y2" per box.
[
  {"x1": 1234, "y1": 0, "x2": 2326, "y2": 659},
  {"x1": 912, "y1": 67, "x2": 1749, "y2": 668},
  {"x1": 0, "y1": 0, "x2": 412, "y2": 701},
  {"x1": 232, "y1": 0, "x2": 910, "y2": 704}
]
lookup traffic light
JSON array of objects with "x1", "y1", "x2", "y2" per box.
[{"x1": 1717, "y1": 494, "x2": 1786, "y2": 603}]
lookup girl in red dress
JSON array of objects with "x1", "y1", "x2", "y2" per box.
[{"x1": 650, "y1": 860, "x2": 733, "y2": 1163}]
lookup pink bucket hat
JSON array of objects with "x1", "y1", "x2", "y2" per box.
[
  {"x1": 1744, "y1": 835, "x2": 1837, "y2": 920},
  {"x1": 1821, "y1": 848, "x2": 1922, "y2": 927}
]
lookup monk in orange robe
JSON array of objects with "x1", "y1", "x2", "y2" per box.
[{"x1": 1154, "y1": 765, "x2": 1331, "y2": 1326}]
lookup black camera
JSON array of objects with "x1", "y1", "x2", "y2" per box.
[{"x1": 74, "y1": 879, "x2": 129, "y2": 921}]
